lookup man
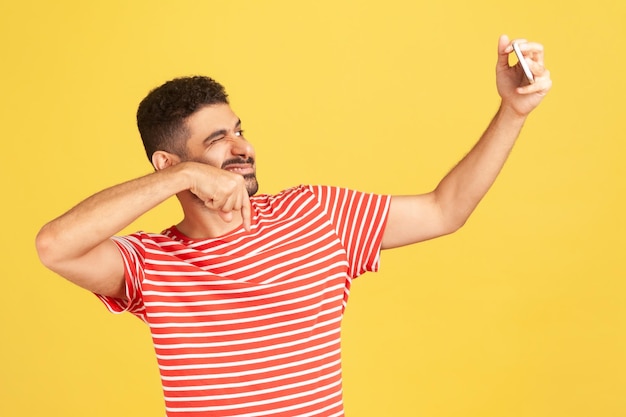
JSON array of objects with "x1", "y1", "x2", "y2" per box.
[{"x1": 36, "y1": 35, "x2": 551, "y2": 416}]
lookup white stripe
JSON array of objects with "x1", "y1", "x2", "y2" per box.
[
  {"x1": 162, "y1": 358, "x2": 341, "y2": 391},
  {"x1": 164, "y1": 368, "x2": 342, "y2": 402},
  {"x1": 167, "y1": 381, "x2": 341, "y2": 416},
  {"x1": 292, "y1": 400, "x2": 344, "y2": 417},
  {"x1": 146, "y1": 281, "x2": 345, "y2": 316},
  {"x1": 160, "y1": 347, "x2": 340, "y2": 381},
  {"x1": 159, "y1": 339, "x2": 339, "y2": 371},
  {"x1": 143, "y1": 259, "x2": 345, "y2": 302},
  {"x1": 143, "y1": 245, "x2": 345, "y2": 291},
  {"x1": 151, "y1": 308, "x2": 339, "y2": 340},
  {"x1": 149, "y1": 294, "x2": 341, "y2": 329},
  {"x1": 153, "y1": 316, "x2": 342, "y2": 350},
  {"x1": 156, "y1": 327, "x2": 340, "y2": 362}
]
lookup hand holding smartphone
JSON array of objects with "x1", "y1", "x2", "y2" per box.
[{"x1": 512, "y1": 42, "x2": 535, "y2": 84}]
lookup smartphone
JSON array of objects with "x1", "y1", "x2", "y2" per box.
[{"x1": 512, "y1": 42, "x2": 534, "y2": 84}]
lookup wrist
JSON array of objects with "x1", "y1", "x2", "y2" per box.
[
  {"x1": 171, "y1": 161, "x2": 224, "y2": 195},
  {"x1": 156, "y1": 161, "x2": 198, "y2": 194},
  {"x1": 497, "y1": 101, "x2": 529, "y2": 125}
]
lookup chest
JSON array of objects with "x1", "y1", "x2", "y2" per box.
[{"x1": 141, "y1": 212, "x2": 350, "y2": 316}]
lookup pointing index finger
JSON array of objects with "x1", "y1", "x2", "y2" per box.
[{"x1": 241, "y1": 192, "x2": 251, "y2": 232}]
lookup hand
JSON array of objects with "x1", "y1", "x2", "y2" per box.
[
  {"x1": 496, "y1": 34, "x2": 552, "y2": 117},
  {"x1": 184, "y1": 162, "x2": 252, "y2": 230}
]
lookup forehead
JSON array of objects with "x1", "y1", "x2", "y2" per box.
[{"x1": 185, "y1": 103, "x2": 239, "y2": 138}]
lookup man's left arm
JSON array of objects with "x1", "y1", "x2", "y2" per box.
[{"x1": 382, "y1": 35, "x2": 552, "y2": 249}]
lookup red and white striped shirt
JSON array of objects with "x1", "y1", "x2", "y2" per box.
[{"x1": 98, "y1": 185, "x2": 390, "y2": 416}]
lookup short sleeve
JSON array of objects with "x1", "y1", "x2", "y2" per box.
[
  {"x1": 95, "y1": 234, "x2": 147, "y2": 321},
  {"x1": 309, "y1": 185, "x2": 391, "y2": 278}
]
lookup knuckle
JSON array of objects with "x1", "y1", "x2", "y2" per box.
[{"x1": 232, "y1": 177, "x2": 245, "y2": 190}]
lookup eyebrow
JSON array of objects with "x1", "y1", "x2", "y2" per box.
[{"x1": 203, "y1": 119, "x2": 242, "y2": 144}]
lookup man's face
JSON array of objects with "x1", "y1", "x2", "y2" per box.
[{"x1": 182, "y1": 103, "x2": 258, "y2": 196}]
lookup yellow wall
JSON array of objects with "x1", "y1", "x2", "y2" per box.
[{"x1": 2, "y1": 1, "x2": 625, "y2": 416}]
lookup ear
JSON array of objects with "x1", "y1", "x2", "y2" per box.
[{"x1": 152, "y1": 150, "x2": 182, "y2": 171}]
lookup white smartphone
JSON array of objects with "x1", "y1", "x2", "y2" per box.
[{"x1": 512, "y1": 42, "x2": 534, "y2": 84}]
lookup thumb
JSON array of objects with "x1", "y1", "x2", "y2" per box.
[{"x1": 496, "y1": 34, "x2": 511, "y2": 70}]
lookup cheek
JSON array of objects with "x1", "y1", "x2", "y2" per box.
[{"x1": 185, "y1": 151, "x2": 223, "y2": 168}]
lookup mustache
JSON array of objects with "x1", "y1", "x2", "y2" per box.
[{"x1": 221, "y1": 157, "x2": 255, "y2": 169}]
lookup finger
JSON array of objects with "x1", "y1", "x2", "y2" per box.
[
  {"x1": 222, "y1": 189, "x2": 242, "y2": 218},
  {"x1": 205, "y1": 194, "x2": 231, "y2": 215},
  {"x1": 516, "y1": 69, "x2": 552, "y2": 94},
  {"x1": 527, "y1": 58, "x2": 546, "y2": 78},
  {"x1": 203, "y1": 197, "x2": 218, "y2": 210},
  {"x1": 515, "y1": 41, "x2": 545, "y2": 65},
  {"x1": 496, "y1": 34, "x2": 512, "y2": 70},
  {"x1": 220, "y1": 193, "x2": 236, "y2": 213},
  {"x1": 505, "y1": 37, "x2": 529, "y2": 53},
  {"x1": 204, "y1": 191, "x2": 231, "y2": 211},
  {"x1": 241, "y1": 191, "x2": 251, "y2": 232}
]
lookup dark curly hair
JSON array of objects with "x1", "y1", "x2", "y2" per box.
[{"x1": 136, "y1": 76, "x2": 229, "y2": 161}]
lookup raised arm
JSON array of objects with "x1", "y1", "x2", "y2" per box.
[
  {"x1": 35, "y1": 162, "x2": 250, "y2": 298},
  {"x1": 382, "y1": 35, "x2": 552, "y2": 249}
]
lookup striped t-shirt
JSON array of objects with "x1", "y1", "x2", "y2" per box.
[{"x1": 98, "y1": 185, "x2": 390, "y2": 416}]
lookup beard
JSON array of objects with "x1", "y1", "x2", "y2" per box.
[{"x1": 241, "y1": 173, "x2": 259, "y2": 197}]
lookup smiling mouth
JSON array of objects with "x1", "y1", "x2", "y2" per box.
[
  {"x1": 222, "y1": 157, "x2": 255, "y2": 175},
  {"x1": 224, "y1": 166, "x2": 254, "y2": 174}
]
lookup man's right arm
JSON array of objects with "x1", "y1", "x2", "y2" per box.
[{"x1": 35, "y1": 162, "x2": 250, "y2": 299}]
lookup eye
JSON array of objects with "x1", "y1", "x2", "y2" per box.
[
  {"x1": 207, "y1": 136, "x2": 225, "y2": 146},
  {"x1": 235, "y1": 130, "x2": 245, "y2": 137}
]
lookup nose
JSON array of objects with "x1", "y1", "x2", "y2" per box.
[{"x1": 230, "y1": 135, "x2": 255, "y2": 160}]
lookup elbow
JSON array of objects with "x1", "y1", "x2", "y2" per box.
[
  {"x1": 432, "y1": 190, "x2": 476, "y2": 237},
  {"x1": 439, "y1": 209, "x2": 472, "y2": 236},
  {"x1": 441, "y1": 218, "x2": 466, "y2": 237},
  {"x1": 35, "y1": 224, "x2": 61, "y2": 270},
  {"x1": 451, "y1": 211, "x2": 471, "y2": 232}
]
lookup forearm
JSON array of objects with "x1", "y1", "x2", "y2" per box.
[
  {"x1": 36, "y1": 163, "x2": 190, "y2": 266},
  {"x1": 433, "y1": 103, "x2": 527, "y2": 230}
]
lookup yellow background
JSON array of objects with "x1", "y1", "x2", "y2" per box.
[{"x1": 1, "y1": 0, "x2": 624, "y2": 416}]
